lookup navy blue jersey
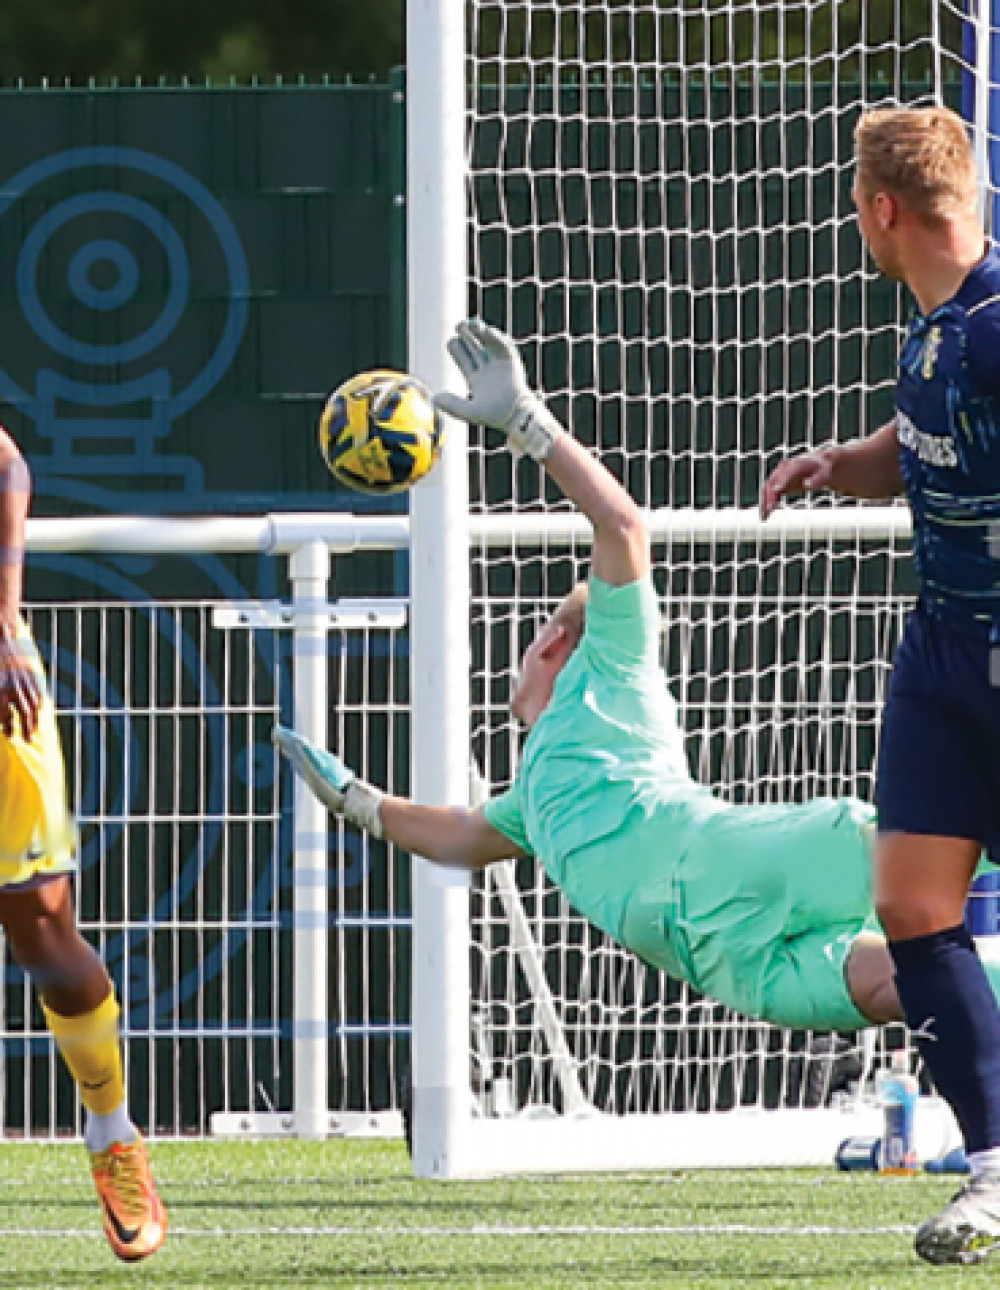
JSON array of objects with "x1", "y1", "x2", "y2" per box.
[{"x1": 896, "y1": 246, "x2": 1000, "y2": 624}]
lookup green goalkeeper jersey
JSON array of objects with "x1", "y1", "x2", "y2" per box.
[{"x1": 483, "y1": 574, "x2": 877, "y2": 1032}]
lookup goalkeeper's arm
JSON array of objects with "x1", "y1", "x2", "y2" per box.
[
  {"x1": 379, "y1": 798, "x2": 520, "y2": 870},
  {"x1": 434, "y1": 319, "x2": 648, "y2": 587},
  {"x1": 272, "y1": 726, "x2": 522, "y2": 871}
]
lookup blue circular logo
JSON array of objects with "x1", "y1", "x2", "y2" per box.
[
  {"x1": 17, "y1": 191, "x2": 190, "y2": 365},
  {"x1": 67, "y1": 240, "x2": 139, "y2": 311},
  {"x1": 0, "y1": 146, "x2": 249, "y2": 419}
]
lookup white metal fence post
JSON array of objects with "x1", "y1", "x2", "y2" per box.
[{"x1": 289, "y1": 538, "x2": 331, "y2": 1138}]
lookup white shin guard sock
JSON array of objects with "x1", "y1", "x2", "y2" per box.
[{"x1": 85, "y1": 1105, "x2": 138, "y2": 1154}]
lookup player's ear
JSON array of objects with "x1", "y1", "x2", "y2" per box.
[{"x1": 872, "y1": 190, "x2": 897, "y2": 230}]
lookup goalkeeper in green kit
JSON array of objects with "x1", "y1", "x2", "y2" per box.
[{"x1": 274, "y1": 319, "x2": 1000, "y2": 1034}]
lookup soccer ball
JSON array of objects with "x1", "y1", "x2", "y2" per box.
[{"x1": 319, "y1": 369, "x2": 444, "y2": 495}]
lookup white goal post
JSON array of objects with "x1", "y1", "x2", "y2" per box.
[{"x1": 405, "y1": 0, "x2": 987, "y2": 1176}]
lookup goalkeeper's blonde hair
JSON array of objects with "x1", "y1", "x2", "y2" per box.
[{"x1": 854, "y1": 105, "x2": 978, "y2": 218}]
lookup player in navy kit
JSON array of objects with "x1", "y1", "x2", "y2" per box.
[{"x1": 764, "y1": 104, "x2": 1000, "y2": 1265}]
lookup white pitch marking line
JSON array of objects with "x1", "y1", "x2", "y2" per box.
[{"x1": 0, "y1": 1224, "x2": 917, "y2": 1237}]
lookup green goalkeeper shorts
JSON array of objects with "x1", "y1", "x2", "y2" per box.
[{"x1": 622, "y1": 796, "x2": 877, "y2": 1032}]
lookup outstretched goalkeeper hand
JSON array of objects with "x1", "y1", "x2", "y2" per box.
[
  {"x1": 272, "y1": 726, "x2": 383, "y2": 837},
  {"x1": 433, "y1": 319, "x2": 563, "y2": 461}
]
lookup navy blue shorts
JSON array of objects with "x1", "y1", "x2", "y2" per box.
[{"x1": 877, "y1": 602, "x2": 1000, "y2": 854}]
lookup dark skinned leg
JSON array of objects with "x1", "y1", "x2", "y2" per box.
[{"x1": 0, "y1": 874, "x2": 110, "y2": 1015}]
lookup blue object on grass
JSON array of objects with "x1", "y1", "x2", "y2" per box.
[{"x1": 924, "y1": 1147, "x2": 971, "y2": 1175}]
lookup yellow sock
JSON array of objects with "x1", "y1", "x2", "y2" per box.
[{"x1": 42, "y1": 990, "x2": 126, "y2": 1118}]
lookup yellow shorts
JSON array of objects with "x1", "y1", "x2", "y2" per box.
[{"x1": 0, "y1": 627, "x2": 76, "y2": 889}]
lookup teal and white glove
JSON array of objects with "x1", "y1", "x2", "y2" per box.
[
  {"x1": 272, "y1": 725, "x2": 383, "y2": 837},
  {"x1": 433, "y1": 319, "x2": 563, "y2": 462}
]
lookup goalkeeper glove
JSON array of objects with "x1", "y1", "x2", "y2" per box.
[
  {"x1": 272, "y1": 725, "x2": 383, "y2": 837},
  {"x1": 433, "y1": 318, "x2": 563, "y2": 462}
]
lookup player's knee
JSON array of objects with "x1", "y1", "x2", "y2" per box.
[
  {"x1": 0, "y1": 878, "x2": 89, "y2": 973},
  {"x1": 875, "y1": 892, "x2": 961, "y2": 941},
  {"x1": 845, "y1": 936, "x2": 902, "y2": 1024}
]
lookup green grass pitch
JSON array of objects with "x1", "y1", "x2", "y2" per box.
[{"x1": 0, "y1": 1138, "x2": 998, "y2": 1288}]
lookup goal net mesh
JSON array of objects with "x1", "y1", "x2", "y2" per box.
[{"x1": 464, "y1": 0, "x2": 974, "y2": 1124}]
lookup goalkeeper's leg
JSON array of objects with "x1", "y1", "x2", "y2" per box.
[{"x1": 846, "y1": 932, "x2": 1000, "y2": 1024}]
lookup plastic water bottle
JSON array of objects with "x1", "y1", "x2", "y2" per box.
[{"x1": 878, "y1": 1051, "x2": 919, "y2": 1175}]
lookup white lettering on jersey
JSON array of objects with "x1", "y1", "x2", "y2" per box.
[{"x1": 897, "y1": 410, "x2": 958, "y2": 469}]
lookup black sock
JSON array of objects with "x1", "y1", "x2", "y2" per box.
[{"x1": 890, "y1": 924, "x2": 1000, "y2": 1154}]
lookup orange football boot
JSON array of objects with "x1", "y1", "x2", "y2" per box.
[{"x1": 90, "y1": 1136, "x2": 167, "y2": 1261}]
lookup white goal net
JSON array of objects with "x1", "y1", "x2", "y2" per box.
[{"x1": 406, "y1": 1, "x2": 985, "y2": 1172}]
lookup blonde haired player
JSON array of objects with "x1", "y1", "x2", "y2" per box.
[
  {"x1": 764, "y1": 104, "x2": 1000, "y2": 1265},
  {"x1": 0, "y1": 429, "x2": 165, "y2": 1261}
]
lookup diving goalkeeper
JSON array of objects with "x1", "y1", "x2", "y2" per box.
[{"x1": 274, "y1": 318, "x2": 1000, "y2": 1034}]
